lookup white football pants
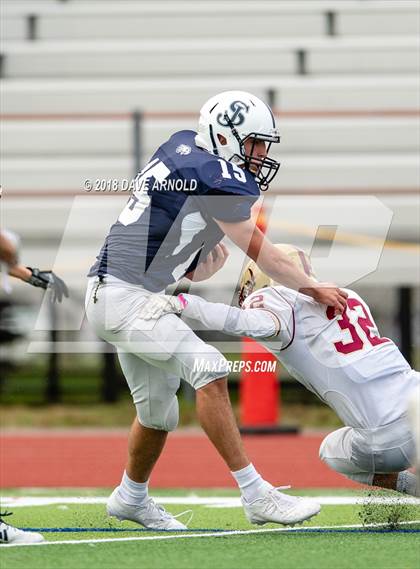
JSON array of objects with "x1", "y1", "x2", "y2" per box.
[
  {"x1": 319, "y1": 415, "x2": 415, "y2": 485},
  {"x1": 85, "y1": 276, "x2": 229, "y2": 431}
]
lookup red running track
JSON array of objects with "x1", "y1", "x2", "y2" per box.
[{"x1": 0, "y1": 431, "x2": 358, "y2": 488}]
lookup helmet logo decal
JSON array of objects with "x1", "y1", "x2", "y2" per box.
[{"x1": 216, "y1": 100, "x2": 249, "y2": 127}]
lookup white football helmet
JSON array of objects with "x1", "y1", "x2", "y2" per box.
[{"x1": 195, "y1": 90, "x2": 280, "y2": 191}]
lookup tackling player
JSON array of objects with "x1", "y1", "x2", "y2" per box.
[
  {"x1": 86, "y1": 91, "x2": 348, "y2": 530},
  {"x1": 0, "y1": 229, "x2": 68, "y2": 545},
  {"x1": 145, "y1": 245, "x2": 420, "y2": 497}
]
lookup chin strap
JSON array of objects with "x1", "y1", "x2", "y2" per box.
[
  {"x1": 223, "y1": 112, "x2": 243, "y2": 148},
  {"x1": 208, "y1": 124, "x2": 219, "y2": 156}
]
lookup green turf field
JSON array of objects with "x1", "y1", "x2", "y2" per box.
[{"x1": 1, "y1": 488, "x2": 419, "y2": 569}]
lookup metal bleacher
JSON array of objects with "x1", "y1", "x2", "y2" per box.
[
  {"x1": 0, "y1": 0, "x2": 419, "y2": 305},
  {"x1": 2, "y1": 1, "x2": 420, "y2": 40}
]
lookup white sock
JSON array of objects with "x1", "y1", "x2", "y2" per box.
[
  {"x1": 396, "y1": 470, "x2": 418, "y2": 497},
  {"x1": 117, "y1": 471, "x2": 149, "y2": 506},
  {"x1": 231, "y1": 463, "x2": 271, "y2": 503}
]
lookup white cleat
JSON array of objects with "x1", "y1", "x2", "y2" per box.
[
  {"x1": 106, "y1": 488, "x2": 187, "y2": 530},
  {"x1": 242, "y1": 486, "x2": 321, "y2": 526},
  {"x1": 0, "y1": 517, "x2": 44, "y2": 545}
]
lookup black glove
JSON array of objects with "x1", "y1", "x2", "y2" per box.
[{"x1": 27, "y1": 267, "x2": 69, "y2": 303}]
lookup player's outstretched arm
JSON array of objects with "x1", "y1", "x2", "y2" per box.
[
  {"x1": 1, "y1": 231, "x2": 68, "y2": 303},
  {"x1": 8, "y1": 265, "x2": 69, "y2": 303},
  {"x1": 215, "y1": 218, "x2": 347, "y2": 315},
  {"x1": 5, "y1": 265, "x2": 31, "y2": 281},
  {"x1": 181, "y1": 293, "x2": 278, "y2": 338},
  {"x1": 141, "y1": 292, "x2": 277, "y2": 339},
  {"x1": 26, "y1": 268, "x2": 69, "y2": 303}
]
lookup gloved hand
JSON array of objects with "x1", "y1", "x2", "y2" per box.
[
  {"x1": 26, "y1": 268, "x2": 69, "y2": 303},
  {"x1": 141, "y1": 294, "x2": 188, "y2": 320}
]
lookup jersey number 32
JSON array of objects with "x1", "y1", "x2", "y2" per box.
[{"x1": 327, "y1": 298, "x2": 389, "y2": 355}]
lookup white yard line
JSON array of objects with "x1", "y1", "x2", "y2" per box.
[
  {"x1": 3, "y1": 521, "x2": 420, "y2": 548},
  {"x1": 1, "y1": 495, "x2": 420, "y2": 508}
]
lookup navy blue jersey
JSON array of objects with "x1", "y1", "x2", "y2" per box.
[{"x1": 88, "y1": 131, "x2": 260, "y2": 291}]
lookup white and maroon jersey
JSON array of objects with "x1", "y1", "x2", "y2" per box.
[{"x1": 182, "y1": 287, "x2": 419, "y2": 430}]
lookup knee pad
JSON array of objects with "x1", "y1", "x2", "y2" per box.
[
  {"x1": 137, "y1": 394, "x2": 179, "y2": 432},
  {"x1": 319, "y1": 428, "x2": 353, "y2": 464},
  {"x1": 320, "y1": 432, "x2": 373, "y2": 484},
  {"x1": 319, "y1": 427, "x2": 364, "y2": 477}
]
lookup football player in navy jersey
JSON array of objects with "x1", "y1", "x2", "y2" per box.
[{"x1": 86, "y1": 91, "x2": 347, "y2": 529}]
